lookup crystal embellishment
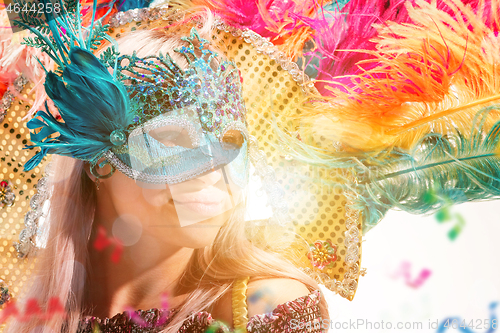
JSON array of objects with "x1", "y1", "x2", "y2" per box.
[
  {"x1": 0, "y1": 279, "x2": 11, "y2": 306},
  {"x1": 110, "y1": 129, "x2": 127, "y2": 146},
  {"x1": 0, "y1": 180, "x2": 15, "y2": 208},
  {"x1": 0, "y1": 74, "x2": 28, "y2": 124}
]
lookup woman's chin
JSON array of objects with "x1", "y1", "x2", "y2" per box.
[{"x1": 182, "y1": 226, "x2": 222, "y2": 248}]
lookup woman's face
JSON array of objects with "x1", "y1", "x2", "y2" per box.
[
  {"x1": 97, "y1": 166, "x2": 236, "y2": 249},
  {"x1": 93, "y1": 36, "x2": 248, "y2": 251}
]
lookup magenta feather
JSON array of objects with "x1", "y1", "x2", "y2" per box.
[
  {"x1": 194, "y1": 0, "x2": 321, "y2": 41},
  {"x1": 305, "y1": 0, "x2": 413, "y2": 95}
]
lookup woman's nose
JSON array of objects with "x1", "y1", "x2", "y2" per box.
[{"x1": 197, "y1": 170, "x2": 222, "y2": 186}]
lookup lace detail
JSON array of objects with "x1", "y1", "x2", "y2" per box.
[{"x1": 77, "y1": 290, "x2": 323, "y2": 333}]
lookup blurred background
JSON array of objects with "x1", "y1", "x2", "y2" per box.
[{"x1": 324, "y1": 201, "x2": 500, "y2": 333}]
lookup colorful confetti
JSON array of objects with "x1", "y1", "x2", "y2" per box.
[
  {"x1": 93, "y1": 226, "x2": 124, "y2": 263},
  {"x1": 0, "y1": 297, "x2": 66, "y2": 323},
  {"x1": 391, "y1": 261, "x2": 432, "y2": 289},
  {"x1": 424, "y1": 188, "x2": 466, "y2": 241}
]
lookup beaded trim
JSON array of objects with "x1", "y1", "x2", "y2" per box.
[
  {"x1": 127, "y1": 115, "x2": 201, "y2": 148},
  {"x1": 108, "y1": 6, "x2": 171, "y2": 27},
  {"x1": 0, "y1": 75, "x2": 28, "y2": 123},
  {"x1": 104, "y1": 149, "x2": 231, "y2": 184},
  {"x1": 14, "y1": 168, "x2": 51, "y2": 258}
]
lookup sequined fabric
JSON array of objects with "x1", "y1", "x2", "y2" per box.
[
  {"x1": 77, "y1": 290, "x2": 323, "y2": 333},
  {"x1": 246, "y1": 290, "x2": 323, "y2": 333}
]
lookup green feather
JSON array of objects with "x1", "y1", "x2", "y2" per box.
[{"x1": 350, "y1": 107, "x2": 500, "y2": 233}]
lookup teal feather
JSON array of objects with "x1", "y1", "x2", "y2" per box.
[
  {"x1": 24, "y1": 47, "x2": 134, "y2": 170},
  {"x1": 349, "y1": 107, "x2": 500, "y2": 233},
  {"x1": 16, "y1": 0, "x2": 135, "y2": 170}
]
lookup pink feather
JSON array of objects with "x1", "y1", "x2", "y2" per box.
[
  {"x1": 306, "y1": 0, "x2": 413, "y2": 96},
  {"x1": 194, "y1": 0, "x2": 321, "y2": 41},
  {"x1": 0, "y1": 11, "x2": 55, "y2": 119}
]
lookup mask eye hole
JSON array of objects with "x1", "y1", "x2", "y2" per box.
[
  {"x1": 149, "y1": 126, "x2": 193, "y2": 148},
  {"x1": 222, "y1": 130, "x2": 245, "y2": 148}
]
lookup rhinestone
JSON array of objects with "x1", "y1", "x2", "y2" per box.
[
  {"x1": 159, "y1": 7, "x2": 168, "y2": 18},
  {"x1": 13, "y1": 77, "x2": 24, "y2": 90},
  {"x1": 19, "y1": 229, "x2": 29, "y2": 243},
  {"x1": 5, "y1": 192, "x2": 15, "y2": 204},
  {"x1": 139, "y1": 8, "x2": 150, "y2": 21},
  {"x1": 24, "y1": 210, "x2": 35, "y2": 225},
  {"x1": 122, "y1": 11, "x2": 132, "y2": 24},
  {"x1": 37, "y1": 177, "x2": 46, "y2": 188},
  {"x1": 150, "y1": 8, "x2": 161, "y2": 20},
  {"x1": 115, "y1": 12, "x2": 122, "y2": 23},
  {"x1": 1, "y1": 98, "x2": 9, "y2": 110},
  {"x1": 30, "y1": 194, "x2": 39, "y2": 209},
  {"x1": 109, "y1": 16, "x2": 119, "y2": 28},
  {"x1": 131, "y1": 8, "x2": 140, "y2": 21},
  {"x1": 116, "y1": 13, "x2": 126, "y2": 25}
]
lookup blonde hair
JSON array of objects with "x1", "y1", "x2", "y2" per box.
[{"x1": 5, "y1": 10, "x2": 326, "y2": 333}]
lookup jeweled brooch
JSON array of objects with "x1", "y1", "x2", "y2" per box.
[{"x1": 308, "y1": 240, "x2": 338, "y2": 270}]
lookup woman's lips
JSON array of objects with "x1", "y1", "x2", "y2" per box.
[
  {"x1": 172, "y1": 187, "x2": 226, "y2": 204},
  {"x1": 172, "y1": 187, "x2": 227, "y2": 216},
  {"x1": 174, "y1": 201, "x2": 225, "y2": 216}
]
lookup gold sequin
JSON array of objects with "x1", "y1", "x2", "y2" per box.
[{"x1": 0, "y1": 82, "x2": 45, "y2": 310}]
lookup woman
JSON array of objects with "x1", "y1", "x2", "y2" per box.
[
  {"x1": 4, "y1": 0, "x2": 499, "y2": 331},
  {"x1": 3, "y1": 4, "x2": 331, "y2": 333}
]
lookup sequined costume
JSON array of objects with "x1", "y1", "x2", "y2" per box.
[{"x1": 78, "y1": 291, "x2": 323, "y2": 333}]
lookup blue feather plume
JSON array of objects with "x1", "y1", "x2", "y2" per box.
[
  {"x1": 16, "y1": 0, "x2": 135, "y2": 170},
  {"x1": 348, "y1": 107, "x2": 500, "y2": 233},
  {"x1": 25, "y1": 48, "x2": 133, "y2": 170}
]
